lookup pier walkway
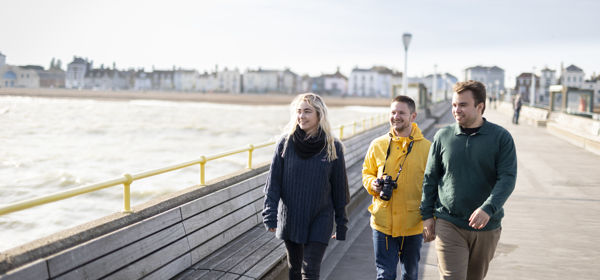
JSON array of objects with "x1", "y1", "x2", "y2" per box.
[
  {"x1": 1, "y1": 101, "x2": 599, "y2": 280},
  {"x1": 322, "y1": 106, "x2": 600, "y2": 280}
]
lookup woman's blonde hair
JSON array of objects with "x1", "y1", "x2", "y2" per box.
[{"x1": 281, "y1": 93, "x2": 338, "y2": 161}]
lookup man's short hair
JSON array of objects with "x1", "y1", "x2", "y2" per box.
[
  {"x1": 392, "y1": 95, "x2": 416, "y2": 113},
  {"x1": 453, "y1": 80, "x2": 487, "y2": 113}
]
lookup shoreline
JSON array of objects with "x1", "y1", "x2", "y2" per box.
[{"x1": 0, "y1": 88, "x2": 390, "y2": 107}]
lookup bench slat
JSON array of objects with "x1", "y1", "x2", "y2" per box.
[
  {"x1": 180, "y1": 174, "x2": 267, "y2": 220},
  {"x1": 191, "y1": 226, "x2": 264, "y2": 270},
  {"x1": 141, "y1": 252, "x2": 192, "y2": 280},
  {"x1": 0, "y1": 260, "x2": 48, "y2": 280},
  {"x1": 55, "y1": 223, "x2": 186, "y2": 280},
  {"x1": 182, "y1": 188, "x2": 263, "y2": 234},
  {"x1": 105, "y1": 237, "x2": 190, "y2": 279},
  {"x1": 214, "y1": 230, "x2": 274, "y2": 272},
  {"x1": 242, "y1": 242, "x2": 286, "y2": 279},
  {"x1": 48, "y1": 208, "x2": 182, "y2": 277},
  {"x1": 189, "y1": 212, "x2": 261, "y2": 264}
]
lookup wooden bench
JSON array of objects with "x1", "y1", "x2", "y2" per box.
[{"x1": 171, "y1": 125, "x2": 388, "y2": 280}]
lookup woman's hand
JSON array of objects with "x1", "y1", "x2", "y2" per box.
[
  {"x1": 331, "y1": 233, "x2": 337, "y2": 239},
  {"x1": 268, "y1": 228, "x2": 276, "y2": 232}
]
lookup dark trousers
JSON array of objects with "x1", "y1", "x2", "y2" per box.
[
  {"x1": 373, "y1": 229, "x2": 423, "y2": 280},
  {"x1": 284, "y1": 240, "x2": 328, "y2": 280},
  {"x1": 513, "y1": 109, "x2": 521, "y2": 124}
]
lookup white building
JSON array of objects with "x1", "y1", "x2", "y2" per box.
[
  {"x1": 0, "y1": 64, "x2": 40, "y2": 88},
  {"x1": 281, "y1": 69, "x2": 298, "y2": 94},
  {"x1": 421, "y1": 73, "x2": 458, "y2": 101},
  {"x1": 196, "y1": 72, "x2": 217, "y2": 93},
  {"x1": 539, "y1": 67, "x2": 557, "y2": 103},
  {"x1": 560, "y1": 64, "x2": 585, "y2": 88},
  {"x1": 243, "y1": 68, "x2": 298, "y2": 94},
  {"x1": 298, "y1": 75, "x2": 311, "y2": 93},
  {"x1": 583, "y1": 75, "x2": 600, "y2": 105},
  {"x1": 243, "y1": 69, "x2": 278, "y2": 93},
  {"x1": 348, "y1": 66, "x2": 395, "y2": 97},
  {"x1": 515, "y1": 72, "x2": 540, "y2": 103},
  {"x1": 133, "y1": 70, "x2": 153, "y2": 91},
  {"x1": 151, "y1": 70, "x2": 175, "y2": 90},
  {"x1": 321, "y1": 68, "x2": 347, "y2": 95},
  {"x1": 464, "y1": 65, "x2": 505, "y2": 91},
  {"x1": 84, "y1": 67, "x2": 131, "y2": 90},
  {"x1": 174, "y1": 69, "x2": 199, "y2": 91},
  {"x1": 216, "y1": 68, "x2": 241, "y2": 93},
  {"x1": 66, "y1": 57, "x2": 91, "y2": 89}
]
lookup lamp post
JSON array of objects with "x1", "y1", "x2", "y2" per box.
[
  {"x1": 402, "y1": 33, "x2": 412, "y2": 95},
  {"x1": 433, "y1": 64, "x2": 437, "y2": 102},
  {"x1": 530, "y1": 66, "x2": 536, "y2": 106}
]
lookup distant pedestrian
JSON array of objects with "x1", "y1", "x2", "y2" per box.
[
  {"x1": 421, "y1": 80, "x2": 517, "y2": 280},
  {"x1": 513, "y1": 94, "x2": 522, "y2": 124},
  {"x1": 263, "y1": 93, "x2": 350, "y2": 280}
]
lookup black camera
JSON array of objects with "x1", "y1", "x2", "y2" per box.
[{"x1": 376, "y1": 175, "x2": 397, "y2": 201}]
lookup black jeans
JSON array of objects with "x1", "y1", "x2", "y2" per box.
[{"x1": 284, "y1": 240, "x2": 328, "y2": 280}]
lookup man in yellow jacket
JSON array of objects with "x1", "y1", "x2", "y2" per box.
[{"x1": 362, "y1": 95, "x2": 431, "y2": 280}]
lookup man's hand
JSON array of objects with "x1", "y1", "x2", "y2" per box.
[
  {"x1": 468, "y1": 208, "x2": 490, "y2": 230},
  {"x1": 331, "y1": 233, "x2": 337, "y2": 239},
  {"x1": 371, "y1": 178, "x2": 382, "y2": 194},
  {"x1": 268, "y1": 228, "x2": 276, "y2": 232},
  {"x1": 423, "y1": 218, "x2": 436, "y2": 242}
]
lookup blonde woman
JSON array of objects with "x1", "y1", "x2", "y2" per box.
[{"x1": 262, "y1": 93, "x2": 349, "y2": 280}]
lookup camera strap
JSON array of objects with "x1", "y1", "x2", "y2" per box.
[{"x1": 381, "y1": 136, "x2": 414, "y2": 183}]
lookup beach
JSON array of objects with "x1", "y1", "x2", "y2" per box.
[{"x1": 0, "y1": 88, "x2": 390, "y2": 107}]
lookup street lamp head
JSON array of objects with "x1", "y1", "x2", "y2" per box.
[{"x1": 402, "y1": 33, "x2": 412, "y2": 50}]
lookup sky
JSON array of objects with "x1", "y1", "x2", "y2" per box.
[{"x1": 1, "y1": 0, "x2": 599, "y2": 85}]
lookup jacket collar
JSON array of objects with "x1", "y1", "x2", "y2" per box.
[
  {"x1": 454, "y1": 118, "x2": 491, "y2": 135},
  {"x1": 388, "y1": 122, "x2": 424, "y2": 141}
]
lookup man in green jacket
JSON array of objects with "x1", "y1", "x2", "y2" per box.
[{"x1": 420, "y1": 80, "x2": 517, "y2": 280}]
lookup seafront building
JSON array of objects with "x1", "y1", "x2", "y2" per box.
[
  {"x1": 348, "y1": 66, "x2": 400, "y2": 97},
  {"x1": 0, "y1": 52, "x2": 65, "y2": 88},
  {"x1": 464, "y1": 65, "x2": 506, "y2": 93},
  {"x1": 2, "y1": 51, "x2": 598, "y2": 105},
  {"x1": 310, "y1": 68, "x2": 348, "y2": 96}
]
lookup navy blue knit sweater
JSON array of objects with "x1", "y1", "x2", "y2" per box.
[{"x1": 262, "y1": 136, "x2": 349, "y2": 244}]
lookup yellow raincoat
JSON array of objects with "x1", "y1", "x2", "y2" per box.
[{"x1": 362, "y1": 123, "x2": 431, "y2": 237}]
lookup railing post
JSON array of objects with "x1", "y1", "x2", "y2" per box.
[
  {"x1": 362, "y1": 119, "x2": 366, "y2": 132},
  {"x1": 247, "y1": 144, "x2": 254, "y2": 169},
  {"x1": 199, "y1": 156, "x2": 207, "y2": 185},
  {"x1": 339, "y1": 125, "x2": 344, "y2": 139},
  {"x1": 122, "y1": 173, "x2": 133, "y2": 214},
  {"x1": 370, "y1": 116, "x2": 374, "y2": 128},
  {"x1": 353, "y1": 121, "x2": 357, "y2": 136}
]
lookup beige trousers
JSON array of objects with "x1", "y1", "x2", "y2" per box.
[{"x1": 435, "y1": 218, "x2": 501, "y2": 280}]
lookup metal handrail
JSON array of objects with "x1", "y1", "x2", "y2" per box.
[{"x1": 0, "y1": 112, "x2": 387, "y2": 216}]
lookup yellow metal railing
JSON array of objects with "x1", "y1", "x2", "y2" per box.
[{"x1": 0, "y1": 112, "x2": 388, "y2": 216}]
